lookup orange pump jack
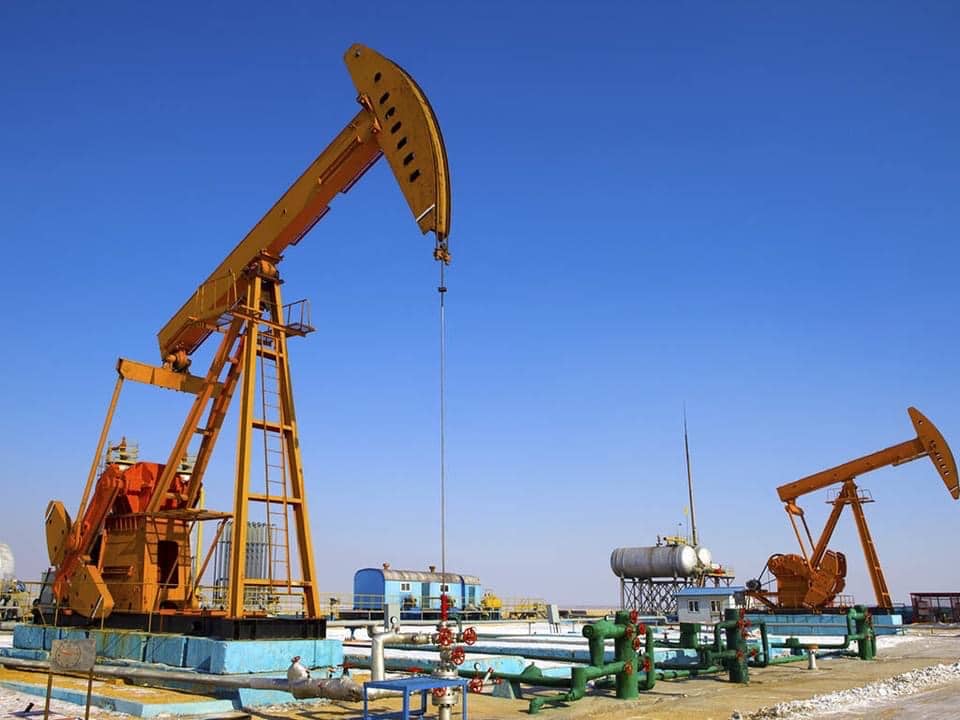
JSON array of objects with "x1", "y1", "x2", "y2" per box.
[
  {"x1": 43, "y1": 44, "x2": 451, "y2": 634},
  {"x1": 748, "y1": 407, "x2": 957, "y2": 611}
]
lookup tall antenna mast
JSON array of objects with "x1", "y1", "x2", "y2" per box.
[{"x1": 683, "y1": 406, "x2": 699, "y2": 547}]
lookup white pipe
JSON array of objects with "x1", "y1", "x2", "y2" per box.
[{"x1": 367, "y1": 622, "x2": 435, "y2": 682}]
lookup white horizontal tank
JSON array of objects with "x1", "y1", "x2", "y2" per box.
[
  {"x1": 696, "y1": 546, "x2": 713, "y2": 567},
  {"x1": 610, "y1": 545, "x2": 698, "y2": 579}
]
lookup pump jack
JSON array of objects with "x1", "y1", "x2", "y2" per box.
[
  {"x1": 43, "y1": 45, "x2": 451, "y2": 631},
  {"x1": 748, "y1": 407, "x2": 958, "y2": 611}
]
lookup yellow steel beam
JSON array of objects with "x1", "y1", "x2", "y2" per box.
[
  {"x1": 157, "y1": 45, "x2": 450, "y2": 360},
  {"x1": 117, "y1": 358, "x2": 221, "y2": 396},
  {"x1": 227, "y1": 279, "x2": 262, "y2": 617},
  {"x1": 777, "y1": 407, "x2": 957, "y2": 502}
]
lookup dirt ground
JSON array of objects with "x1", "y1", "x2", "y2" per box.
[
  {"x1": 248, "y1": 631, "x2": 960, "y2": 720},
  {"x1": 1, "y1": 630, "x2": 958, "y2": 720}
]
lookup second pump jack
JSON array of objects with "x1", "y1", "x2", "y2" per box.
[{"x1": 749, "y1": 407, "x2": 958, "y2": 610}]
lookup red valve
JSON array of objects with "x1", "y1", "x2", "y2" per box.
[
  {"x1": 642, "y1": 657, "x2": 651, "y2": 672},
  {"x1": 432, "y1": 687, "x2": 447, "y2": 699},
  {"x1": 750, "y1": 648, "x2": 759, "y2": 658},
  {"x1": 624, "y1": 624, "x2": 635, "y2": 640},
  {"x1": 632, "y1": 636, "x2": 641, "y2": 652},
  {"x1": 638, "y1": 623, "x2": 646, "y2": 635},
  {"x1": 741, "y1": 629, "x2": 749, "y2": 640},
  {"x1": 629, "y1": 609, "x2": 639, "y2": 625},
  {"x1": 623, "y1": 661, "x2": 633, "y2": 676},
  {"x1": 437, "y1": 627, "x2": 454, "y2": 647},
  {"x1": 736, "y1": 649, "x2": 744, "y2": 662},
  {"x1": 468, "y1": 677, "x2": 484, "y2": 693},
  {"x1": 462, "y1": 627, "x2": 478, "y2": 645},
  {"x1": 450, "y1": 646, "x2": 466, "y2": 666}
]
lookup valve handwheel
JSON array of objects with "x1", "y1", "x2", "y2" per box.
[
  {"x1": 437, "y1": 626, "x2": 454, "y2": 647},
  {"x1": 432, "y1": 687, "x2": 447, "y2": 699},
  {"x1": 468, "y1": 677, "x2": 484, "y2": 693},
  {"x1": 450, "y1": 646, "x2": 466, "y2": 665},
  {"x1": 642, "y1": 657, "x2": 651, "y2": 672},
  {"x1": 632, "y1": 635, "x2": 641, "y2": 652},
  {"x1": 623, "y1": 661, "x2": 633, "y2": 676},
  {"x1": 629, "y1": 609, "x2": 639, "y2": 625},
  {"x1": 462, "y1": 627, "x2": 478, "y2": 645},
  {"x1": 638, "y1": 623, "x2": 646, "y2": 635},
  {"x1": 624, "y1": 624, "x2": 634, "y2": 640}
]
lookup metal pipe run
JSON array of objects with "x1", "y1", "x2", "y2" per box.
[
  {"x1": 0, "y1": 656, "x2": 364, "y2": 702},
  {"x1": 767, "y1": 606, "x2": 876, "y2": 660},
  {"x1": 367, "y1": 622, "x2": 435, "y2": 682}
]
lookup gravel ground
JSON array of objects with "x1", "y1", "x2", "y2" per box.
[{"x1": 738, "y1": 660, "x2": 960, "y2": 719}]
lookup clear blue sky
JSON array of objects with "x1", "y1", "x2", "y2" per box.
[{"x1": 1, "y1": 2, "x2": 957, "y2": 607}]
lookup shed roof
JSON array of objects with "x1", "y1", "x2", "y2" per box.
[
  {"x1": 360, "y1": 568, "x2": 481, "y2": 584},
  {"x1": 675, "y1": 586, "x2": 745, "y2": 597}
]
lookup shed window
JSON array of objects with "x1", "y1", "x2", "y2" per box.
[
  {"x1": 687, "y1": 600, "x2": 700, "y2": 612},
  {"x1": 441, "y1": 584, "x2": 449, "y2": 592},
  {"x1": 710, "y1": 600, "x2": 721, "y2": 612},
  {"x1": 400, "y1": 582, "x2": 411, "y2": 591}
]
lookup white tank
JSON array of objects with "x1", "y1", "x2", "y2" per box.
[
  {"x1": 696, "y1": 546, "x2": 713, "y2": 567},
  {"x1": 0, "y1": 543, "x2": 14, "y2": 580},
  {"x1": 610, "y1": 545, "x2": 698, "y2": 579}
]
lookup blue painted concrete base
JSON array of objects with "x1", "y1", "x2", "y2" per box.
[
  {"x1": 747, "y1": 613, "x2": 902, "y2": 636},
  {"x1": 0, "y1": 625, "x2": 358, "y2": 710},
  {"x1": 7, "y1": 624, "x2": 343, "y2": 673}
]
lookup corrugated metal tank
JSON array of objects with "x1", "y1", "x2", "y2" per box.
[{"x1": 610, "y1": 545, "x2": 698, "y2": 578}]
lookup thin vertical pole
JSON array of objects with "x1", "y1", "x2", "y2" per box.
[
  {"x1": 43, "y1": 671, "x2": 53, "y2": 720},
  {"x1": 437, "y1": 261, "x2": 448, "y2": 603},
  {"x1": 683, "y1": 408, "x2": 698, "y2": 547},
  {"x1": 84, "y1": 668, "x2": 94, "y2": 720}
]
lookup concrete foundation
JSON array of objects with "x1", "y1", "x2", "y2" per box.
[
  {"x1": 747, "y1": 613, "x2": 902, "y2": 636},
  {"x1": 5, "y1": 624, "x2": 343, "y2": 674}
]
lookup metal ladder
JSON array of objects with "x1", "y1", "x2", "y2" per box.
[{"x1": 255, "y1": 320, "x2": 293, "y2": 602}]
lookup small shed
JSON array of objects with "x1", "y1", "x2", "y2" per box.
[
  {"x1": 676, "y1": 586, "x2": 745, "y2": 624},
  {"x1": 353, "y1": 565, "x2": 482, "y2": 611},
  {"x1": 910, "y1": 592, "x2": 960, "y2": 623}
]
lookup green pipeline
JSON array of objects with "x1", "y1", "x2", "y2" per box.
[{"x1": 768, "y1": 606, "x2": 876, "y2": 661}]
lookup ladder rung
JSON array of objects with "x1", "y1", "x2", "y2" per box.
[
  {"x1": 249, "y1": 493, "x2": 302, "y2": 504},
  {"x1": 252, "y1": 419, "x2": 291, "y2": 432}
]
